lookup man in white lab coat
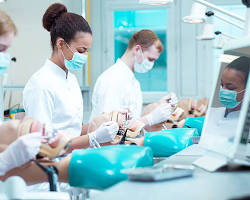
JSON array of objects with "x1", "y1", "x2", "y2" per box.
[{"x1": 91, "y1": 30, "x2": 177, "y2": 128}]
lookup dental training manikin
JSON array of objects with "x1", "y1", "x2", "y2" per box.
[{"x1": 0, "y1": 111, "x2": 198, "y2": 189}]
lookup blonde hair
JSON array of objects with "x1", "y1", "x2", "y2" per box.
[
  {"x1": 0, "y1": 10, "x2": 17, "y2": 36},
  {"x1": 128, "y1": 29, "x2": 163, "y2": 52}
]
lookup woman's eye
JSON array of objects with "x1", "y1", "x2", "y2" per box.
[{"x1": 77, "y1": 47, "x2": 88, "y2": 54}]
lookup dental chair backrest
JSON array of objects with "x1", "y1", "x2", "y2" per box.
[{"x1": 0, "y1": 176, "x2": 70, "y2": 200}]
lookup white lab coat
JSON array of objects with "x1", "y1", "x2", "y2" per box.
[
  {"x1": 204, "y1": 107, "x2": 240, "y2": 139},
  {"x1": 23, "y1": 59, "x2": 83, "y2": 138},
  {"x1": 90, "y1": 59, "x2": 142, "y2": 120}
]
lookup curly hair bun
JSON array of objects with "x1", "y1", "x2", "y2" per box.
[{"x1": 42, "y1": 3, "x2": 67, "y2": 32}]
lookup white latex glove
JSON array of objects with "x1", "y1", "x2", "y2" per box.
[
  {"x1": 0, "y1": 132, "x2": 41, "y2": 176},
  {"x1": 161, "y1": 92, "x2": 178, "y2": 108},
  {"x1": 145, "y1": 103, "x2": 173, "y2": 126},
  {"x1": 88, "y1": 121, "x2": 119, "y2": 145}
]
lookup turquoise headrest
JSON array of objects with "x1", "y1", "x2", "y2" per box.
[
  {"x1": 144, "y1": 128, "x2": 199, "y2": 157},
  {"x1": 68, "y1": 145, "x2": 153, "y2": 190},
  {"x1": 184, "y1": 117, "x2": 205, "y2": 136}
]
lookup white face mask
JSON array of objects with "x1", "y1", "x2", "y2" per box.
[{"x1": 134, "y1": 49, "x2": 154, "y2": 73}]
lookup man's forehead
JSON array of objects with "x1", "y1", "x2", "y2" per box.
[{"x1": 144, "y1": 45, "x2": 161, "y2": 58}]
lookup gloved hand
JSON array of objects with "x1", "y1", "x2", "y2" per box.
[
  {"x1": 0, "y1": 132, "x2": 41, "y2": 176},
  {"x1": 145, "y1": 103, "x2": 173, "y2": 126},
  {"x1": 88, "y1": 121, "x2": 119, "y2": 145},
  {"x1": 161, "y1": 92, "x2": 178, "y2": 108}
]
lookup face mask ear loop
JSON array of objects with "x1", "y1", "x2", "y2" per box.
[
  {"x1": 61, "y1": 49, "x2": 66, "y2": 60},
  {"x1": 237, "y1": 89, "x2": 245, "y2": 94},
  {"x1": 65, "y1": 42, "x2": 75, "y2": 54}
]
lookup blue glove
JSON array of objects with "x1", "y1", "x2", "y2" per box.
[
  {"x1": 144, "y1": 128, "x2": 199, "y2": 157},
  {"x1": 184, "y1": 117, "x2": 205, "y2": 136},
  {"x1": 68, "y1": 145, "x2": 153, "y2": 190}
]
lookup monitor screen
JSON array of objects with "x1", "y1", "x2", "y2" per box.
[{"x1": 199, "y1": 54, "x2": 249, "y2": 156}]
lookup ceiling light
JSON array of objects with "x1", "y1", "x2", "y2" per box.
[
  {"x1": 183, "y1": 3, "x2": 207, "y2": 24},
  {"x1": 139, "y1": 0, "x2": 173, "y2": 5}
]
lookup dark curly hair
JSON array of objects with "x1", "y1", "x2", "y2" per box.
[
  {"x1": 42, "y1": 3, "x2": 92, "y2": 49},
  {"x1": 226, "y1": 56, "x2": 250, "y2": 86}
]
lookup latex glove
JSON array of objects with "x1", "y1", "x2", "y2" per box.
[
  {"x1": 0, "y1": 132, "x2": 41, "y2": 176},
  {"x1": 145, "y1": 103, "x2": 173, "y2": 126},
  {"x1": 88, "y1": 121, "x2": 119, "y2": 145},
  {"x1": 161, "y1": 92, "x2": 178, "y2": 108}
]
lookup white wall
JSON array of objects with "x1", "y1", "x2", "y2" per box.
[{"x1": 0, "y1": 0, "x2": 83, "y2": 109}]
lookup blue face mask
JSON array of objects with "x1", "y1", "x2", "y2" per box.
[
  {"x1": 63, "y1": 43, "x2": 88, "y2": 70},
  {"x1": 219, "y1": 87, "x2": 244, "y2": 109},
  {"x1": 0, "y1": 52, "x2": 10, "y2": 76}
]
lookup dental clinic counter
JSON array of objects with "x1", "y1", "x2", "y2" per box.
[{"x1": 91, "y1": 147, "x2": 250, "y2": 200}]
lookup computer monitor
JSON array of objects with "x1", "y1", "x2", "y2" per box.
[{"x1": 194, "y1": 54, "x2": 250, "y2": 171}]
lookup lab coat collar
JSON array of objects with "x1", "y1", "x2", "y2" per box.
[
  {"x1": 116, "y1": 59, "x2": 135, "y2": 80},
  {"x1": 224, "y1": 108, "x2": 240, "y2": 119},
  {"x1": 45, "y1": 59, "x2": 68, "y2": 79}
]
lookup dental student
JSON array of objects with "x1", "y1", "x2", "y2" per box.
[
  {"x1": 205, "y1": 56, "x2": 249, "y2": 138},
  {"x1": 23, "y1": 3, "x2": 118, "y2": 148},
  {"x1": 91, "y1": 30, "x2": 178, "y2": 128}
]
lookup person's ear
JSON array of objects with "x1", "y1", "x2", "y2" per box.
[
  {"x1": 56, "y1": 38, "x2": 65, "y2": 51},
  {"x1": 133, "y1": 45, "x2": 141, "y2": 56}
]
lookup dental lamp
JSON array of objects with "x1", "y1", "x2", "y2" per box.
[
  {"x1": 183, "y1": 2, "x2": 207, "y2": 24},
  {"x1": 214, "y1": 31, "x2": 236, "y2": 49},
  {"x1": 183, "y1": 0, "x2": 245, "y2": 24},
  {"x1": 214, "y1": 35, "x2": 229, "y2": 49},
  {"x1": 139, "y1": 0, "x2": 173, "y2": 5},
  {"x1": 183, "y1": 0, "x2": 250, "y2": 36},
  {"x1": 196, "y1": 23, "x2": 215, "y2": 40}
]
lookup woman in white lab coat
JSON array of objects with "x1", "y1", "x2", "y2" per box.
[
  {"x1": 23, "y1": 3, "x2": 118, "y2": 149},
  {"x1": 205, "y1": 56, "x2": 249, "y2": 139}
]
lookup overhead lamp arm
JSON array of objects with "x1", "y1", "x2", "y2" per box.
[
  {"x1": 214, "y1": 31, "x2": 236, "y2": 39},
  {"x1": 195, "y1": 0, "x2": 245, "y2": 22},
  {"x1": 205, "y1": 11, "x2": 244, "y2": 30}
]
